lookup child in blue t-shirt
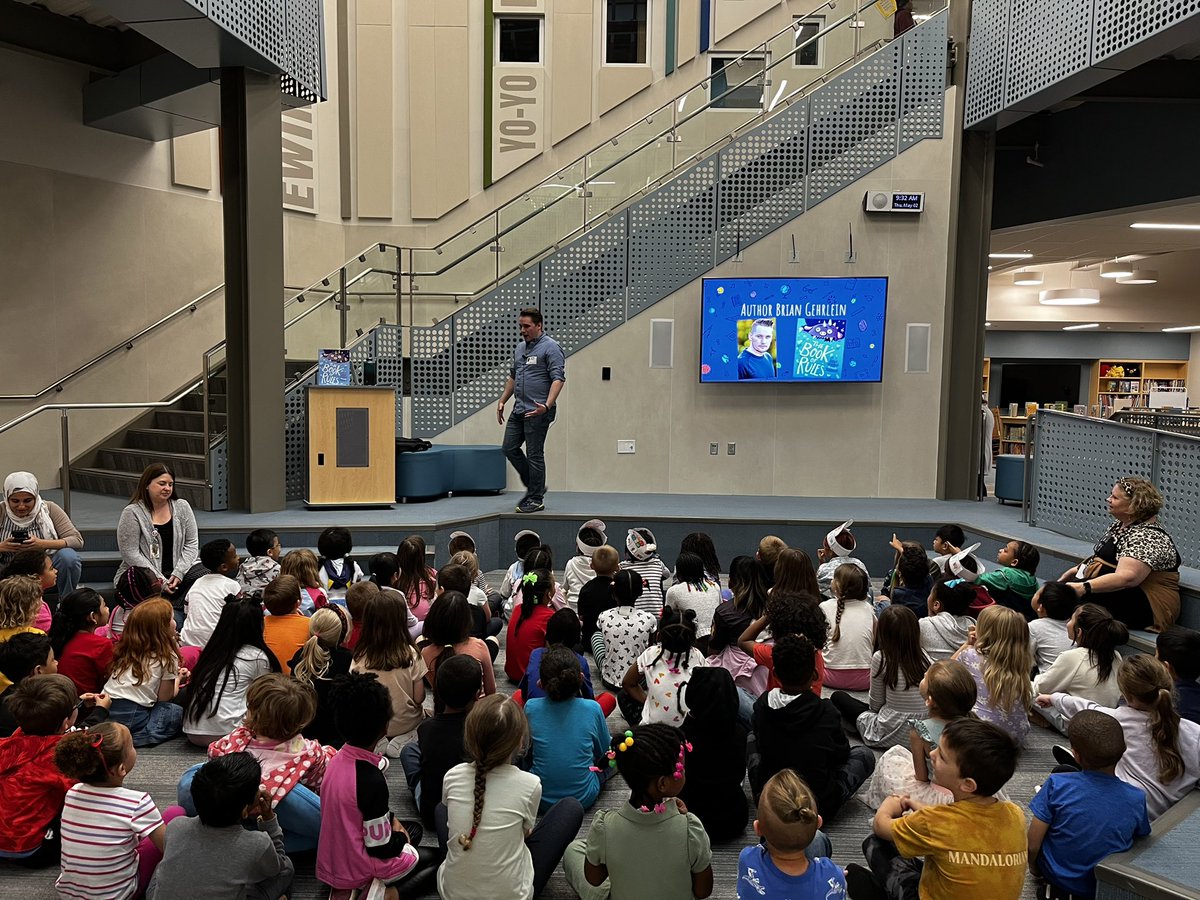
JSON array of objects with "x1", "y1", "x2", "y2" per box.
[
  {"x1": 1029, "y1": 709, "x2": 1151, "y2": 898},
  {"x1": 738, "y1": 768, "x2": 844, "y2": 899},
  {"x1": 525, "y1": 647, "x2": 612, "y2": 813}
]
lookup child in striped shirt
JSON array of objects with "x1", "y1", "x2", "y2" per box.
[
  {"x1": 620, "y1": 527, "x2": 672, "y2": 615},
  {"x1": 53, "y1": 722, "x2": 179, "y2": 900}
]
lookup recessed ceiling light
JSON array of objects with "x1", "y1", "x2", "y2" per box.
[
  {"x1": 1100, "y1": 260, "x2": 1134, "y2": 279},
  {"x1": 1062, "y1": 323, "x2": 1100, "y2": 331},
  {"x1": 988, "y1": 252, "x2": 1033, "y2": 259},
  {"x1": 1013, "y1": 270, "x2": 1043, "y2": 286},
  {"x1": 1117, "y1": 268, "x2": 1158, "y2": 285},
  {"x1": 1162, "y1": 325, "x2": 1200, "y2": 332},
  {"x1": 1130, "y1": 223, "x2": 1200, "y2": 230},
  {"x1": 1040, "y1": 288, "x2": 1100, "y2": 306}
]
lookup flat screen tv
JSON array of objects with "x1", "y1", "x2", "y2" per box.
[{"x1": 699, "y1": 277, "x2": 888, "y2": 383}]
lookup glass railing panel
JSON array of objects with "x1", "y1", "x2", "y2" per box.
[
  {"x1": 409, "y1": 216, "x2": 499, "y2": 299},
  {"x1": 284, "y1": 285, "x2": 341, "y2": 361},
  {"x1": 496, "y1": 158, "x2": 586, "y2": 273},
  {"x1": 583, "y1": 126, "x2": 675, "y2": 223},
  {"x1": 344, "y1": 269, "x2": 398, "y2": 339}
]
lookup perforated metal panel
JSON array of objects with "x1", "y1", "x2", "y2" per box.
[
  {"x1": 1155, "y1": 435, "x2": 1200, "y2": 569},
  {"x1": 207, "y1": 0, "x2": 289, "y2": 71},
  {"x1": 715, "y1": 104, "x2": 806, "y2": 264},
  {"x1": 411, "y1": 319, "x2": 454, "y2": 438},
  {"x1": 286, "y1": 0, "x2": 325, "y2": 99},
  {"x1": 806, "y1": 42, "x2": 901, "y2": 208},
  {"x1": 209, "y1": 439, "x2": 228, "y2": 511},
  {"x1": 629, "y1": 159, "x2": 718, "y2": 315},
  {"x1": 1003, "y1": 0, "x2": 1093, "y2": 109},
  {"x1": 284, "y1": 368, "x2": 316, "y2": 501},
  {"x1": 1093, "y1": 0, "x2": 1200, "y2": 64},
  {"x1": 540, "y1": 216, "x2": 628, "y2": 355},
  {"x1": 1031, "y1": 413, "x2": 1155, "y2": 543},
  {"x1": 898, "y1": 11, "x2": 947, "y2": 150},
  {"x1": 373, "y1": 325, "x2": 405, "y2": 431},
  {"x1": 964, "y1": 0, "x2": 1010, "y2": 129},
  {"x1": 452, "y1": 269, "x2": 536, "y2": 422}
]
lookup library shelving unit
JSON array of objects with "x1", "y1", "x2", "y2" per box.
[
  {"x1": 1089, "y1": 359, "x2": 1188, "y2": 409},
  {"x1": 999, "y1": 416, "x2": 1029, "y2": 455},
  {"x1": 982, "y1": 358, "x2": 990, "y2": 397}
]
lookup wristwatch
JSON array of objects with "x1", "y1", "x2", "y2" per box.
[{"x1": 1083, "y1": 581, "x2": 1092, "y2": 595}]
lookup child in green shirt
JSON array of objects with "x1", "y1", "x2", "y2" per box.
[{"x1": 978, "y1": 541, "x2": 1040, "y2": 621}]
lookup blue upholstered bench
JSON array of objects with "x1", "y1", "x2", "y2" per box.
[
  {"x1": 994, "y1": 454, "x2": 1025, "y2": 505},
  {"x1": 395, "y1": 444, "x2": 506, "y2": 501}
]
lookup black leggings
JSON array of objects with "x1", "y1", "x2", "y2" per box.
[{"x1": 1090, "y1": 586, "x2": 1154, "y2": 630}]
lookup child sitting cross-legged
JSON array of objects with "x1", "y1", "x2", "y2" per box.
[
  {"x1": 1028, "y1": 581, "x2": 1078, "y2": 675},
  {"x1": 49, "y1": 587, "x2": 114, "y2": 697},
  {"x1": 349, "y1": 589, "x2": 427, "y2": 758},
  {"x1": 437, "y1": 694, "x2": 584, "y2": 900},
  {"x1": 103, "y1": 597, "x2": 186, "y2": 747},
  {"x1": 749, "y1": 633, "x2": 876, "y2": 822},
  {"x1": 678, "y1": 666, "x2": 749, "y2": 844},
  {"x1": 618, "y1": 606, "x2": 705, "y2": 728},
  {"x1": 179, "y1": 539, "x2": 242, "y2": 650},
  {"x1": 562, "y1": 723, "x2": 714, "y2": 900},
  {"x1": 317, "y1": 526, "x2": 364, "y2": 608},
  {"x1": 881, "y1": 540, "x2": 934, "y2": 618},
  {"x1": 260, "y1": 575, "x2": 310, "y2": 676},
  {"x1": 919, "y1": 577, "x2": 977, "y2": 662},
  {"x1": 819, "y1": 563, "x2": 875, "y2": 690},
  {"x1": 289, "y1": 607, "x2": 353, "y2": 748},
  {"x1": 279, "y1": 549, "x2": 326, "y2": 614},
  {"x1": 516, "y1": 608, "x2": 616, "y2": 715},
  {"x1": 738, "y1": 590, "x2": 830, "y2": 697},
  {"x1": 147, "y1": 752, "x2": 293, "y2": 900},
  {"x1": 317, "y1": 672, "x2": 437, "y2": 900},
  {"x1": 815, "y1": 520, "x2": 872, "y2": 602},
  {"x1": 193, "y1": 674, "x2": 335, "y2": 853},
  {"x1": 847, "y1": 718, "x2": 1027, "y2": 900},
  {"x1": 399, "y1": 654, "x2": 482, "y2": 827},
  {"x1": 421, "y1": 590, "x2": 498, "y2": 704},
  {"x1": 955, "y1": 604, "x2": 1034, "y2": 747},
  {"x1": 1032, "y1": 603, "x2": 1126, "y2": 734},
  {"x1": 620, "y1": 528, "x2": 672, "y2": 615},
  {"x1": 1028, "y1": 710, "x2": 1150, "y2": 900},
  {"x1": 237, "y1": 528, "x2": 282, "y2": 596},
  {"x1": 979, "y1": 540, "x2": 1041, "y2": 621},
  {"x1": 738, "y1": 769, "x2": 844, "y2": 898}
]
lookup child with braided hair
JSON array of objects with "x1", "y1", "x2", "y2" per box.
[
  {"x1": 563, "y1": 723, "x2": 714, "y2": 900},
  {"x1": 437, "y1": 694, "x2": 583, "y2": 900},
  {"x1": 618, "y1": 605, "x2": 705, "y2": 727},
  {"x1": 738, "y1": 769, "x2": 844, "y2": 898},
  {"x1": 819, "y1": 563, "x2": 874, "y2": 690}
]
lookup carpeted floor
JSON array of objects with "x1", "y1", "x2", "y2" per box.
[{"x1": 1, "y1": 575, "x2": 1060, "y2": 899}]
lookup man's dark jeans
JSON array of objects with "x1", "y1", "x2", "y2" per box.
[{"x1": 503, "y1": 406, "x2": 555, "y2": 503}]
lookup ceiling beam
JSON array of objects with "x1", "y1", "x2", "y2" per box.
[{"x1": 0, "y1": 0, "x2": 161, "y2": 74}]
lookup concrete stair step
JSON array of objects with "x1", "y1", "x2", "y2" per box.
[
  {"x1": 96, "y1": 448, "x2": 207, "y2": 481},
  {"x1": 69, "y1": 468, "x2": 211, "y2": 510},
  {"x1": 179, "y1": 392, "x2": 226, "y2": 413},
  {"x1": 125, "y1": 428, "x2": 207, "y2": 455}
]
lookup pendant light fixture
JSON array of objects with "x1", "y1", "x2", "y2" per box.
[
  {"x1": 1013, "y1": 269, "x2": 1043, "y2": 286},
  {"x1": 1116, "y1": 268, "x2": 1158, "y2": 285},
  {"x1": 1099, "y1": 258, "x2": 1134, "y2": 279}
]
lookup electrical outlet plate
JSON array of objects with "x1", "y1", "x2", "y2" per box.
[
  {"x1": 727, "y1": 442, "x2": 736, "y2": 455},
  {"x1": 617, "y1": 440, "x2": 636, "y2": 454},
  {"x1": 709, "y1": 442, "x2": 719, "y2": 455}
]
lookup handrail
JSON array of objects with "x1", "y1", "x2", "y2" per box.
[{"x1": 0, "y1": 285, "x2": 224, "y2": 402}]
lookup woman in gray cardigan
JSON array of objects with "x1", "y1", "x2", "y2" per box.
[{"x1": 116, "y1": 464, "x2": 200, "y2": 625}]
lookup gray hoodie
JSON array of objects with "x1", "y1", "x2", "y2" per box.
[
  {"x1": 919, "y1": 611, "x2": 973, "y2": 661},
  {"x1": 115, "y1": 499, "x2": 199, "y2": 585}
]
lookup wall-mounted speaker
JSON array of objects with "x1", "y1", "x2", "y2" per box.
[
  {"x1": 905, "y1": 323, "x2": 931, "y2": 374},
  {"x1": 649, "y1": 319, "x2": 674, "y2": 369}
]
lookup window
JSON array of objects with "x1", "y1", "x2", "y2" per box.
[
  {"x1": 497, "y1": 17, "x2": 542, "y2": 64},
  {"x1": 793, "y1": 16, "x2": 824, "y2": 67},
  {"x1": 709, "y1": 55, "x2": 766, "y2": 109},
  {"x1": 605, "y1": 0, "x2": 648, "y2": 65}
]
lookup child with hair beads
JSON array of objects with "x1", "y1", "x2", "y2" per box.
[
  {"x1": 738, "y1": 590, "x2": 829, "y2": 695},
  {"x1": 499, "y1": 529, "x2": 542, "y2": 604},
  {"x1": 400, "y1": 654, "x2": 482, "y2": 826},
  {"x1": 148, "y1": 752, "x2": 293, "y2": 900},
  {"x1": 621, "y1": 527, "x2": 672, "y2": 615},
  {"x1": 289, "y1": 607, "x2": 352, "y2": 747},
  {"x1": 1028, "y1": 580, "x2": 1077, "y2": 673},
  {"x1": 350, "y1": 590, "x2": 427, "y2": 758},
  {"x1": 881, "y1": 541, "x2": 933, "y2": 618},
  {"x1": 665, "y1": 551, "x2": 723, "y2": 649},
  {"x1": 260, "y1": 575, "x2": 309, "y2": 676},
  {"x1": 526, "y1": 647, "x2": 613, "y2": 812},
  {"x1": 109, "y1": 566, "x2": 164, "y2": 640},
  {"x1": 831, "y1": 605, "x2": 931, "y2": 749},
  {"x1": 619, "y1": 606, "x2": 705, "y2": 727},
  {"x1": 54, "y1": 721, "x2": 174, "y2": 899},
  {"x1": 199, "y1": 674, "x2": 333, "y2": 853},
  {"x1": 0, "y1": 575, "x2": 46, "y2": 692},
  {"x1": 749, "y1": 633, "x2": 875, "y2": 820},
  {"x1": 103, "y1": 598, "x2": 186, "y2": 747},
  {"x1": 955, "y1": 604, "x2": 1034, "y2": 746},
  {"x1": 317, "y1": 673, "x2": 436, "y2": 899},
  {"x1": 738, "y1": 769, "x2": 843, "y2": 898},
  {"x1": 517, "y1": 607, "x2": 615, "y2": 715},
  {"x1": 564, "y1": 519, "x2": 608, "y2": 609},
  {"x1": 421, "y1": 591, "x2": 498, "y2": 703},
  {"x1": 0, "y1": 548, "x2": 55, "y2": 631},
  {"x1": 577, "y1": 545, "x2": 619, "y2": 650},
  {"x1": 1157, "y1": 625, "x2": 1200, "y2": 724},
  {"x1": 849, "y1": 718, "x2": 1027, "y2": 900},
  {"x1": 979, "y1": 539, "x2": 1041, "y2": 619},
  {"x1": 438, "y1": 694, "x2": 584, "y2": 900},
  {"x1": 1028, "y1": 710, "x2": 1150, "y2": 900},
  {"x1": 178, "y1": 538, "x2": 242, "y2": 650},
  {"x1": 1033, "y1": 602, "x2": 1126, "y2": 733},
  {"x1": 237, "y1": 528, "x2": 281, "y2": 595},
  {"x1": 678, "y1": 666, "x2": 749, "y2": 843},
  {"x1": 50, "y1": 587, "x2": 113, "y2": 695},
  {"x1": 0, "y1": 674, "x2": 109, "y2": 866},
  {"x1": 396, "y1": 535, "x2": 437, "y2": 621},
  {"x1": 820, "y1": 563, "x2": 875, "y2": 690},
  {"x1": 815, "y1": 519, "x2": 872, "y2": 601},
  {"x1": 563, "y1": 723, "x2": 713, "y2": 900},
  {"x1": 316, "y1": 526, "x2": 364, "y2": 607},
  {"x1": 1037, "y1": 653, "x2": 1200, "y2": 819},
  {"x1": 919, "y1": 577, "x2": 976, "y2": 662},
  {"x1": 862, "y1": 658, "x2": 978, "y2": 808},
  {"x1": 279, "y1": 549, "x2": 326, "y2": 614},
  {"x1": 504, "y1": 568, "x2": 558, "y2": 683},
  {"x1": 680, "y1": 532, "x2": 728, "y2": 598},
  {"x1": 594, "y1": 570, "x2": 657, "y2": 692},
  {"x1": 182, "y1": 598, "x2": 279, "y2": 746}
]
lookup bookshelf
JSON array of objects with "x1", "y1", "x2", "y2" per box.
[
  {"x1": 1089, "y1": 359, "x2": 1188, "y2": 410},
  {"x1": 999, "y1": 416, "x2": 1028, "y2": 455},
  {"x1": 982, "y1": 358, "x2": 990, "y2": 398}
]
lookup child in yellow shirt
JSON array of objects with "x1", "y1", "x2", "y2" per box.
[{"x1": 847, "y1": 718, "x2": 1026, "y2": 900}]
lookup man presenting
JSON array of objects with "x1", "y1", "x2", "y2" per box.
[
  {"x1": 738, "y1": 318, "x2": 777, "y2": 379},
  {"x1": 497, "y1": 307, "x2": 565, "y2": 513}
]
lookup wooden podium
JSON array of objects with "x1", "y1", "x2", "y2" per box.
[{"x1": 306, "y1": 386, "x2": 396, "y2": 507}]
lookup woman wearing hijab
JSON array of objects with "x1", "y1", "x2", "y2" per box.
[{"x1": 0, "y1": 471, "x2": 85, "y2": 597}]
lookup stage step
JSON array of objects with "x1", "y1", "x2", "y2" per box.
[{"x1": 70, "y1": 468, "x2": 210, "y2": 509}]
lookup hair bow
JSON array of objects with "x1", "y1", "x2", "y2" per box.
[{"x1": 521, "y1": 572, "x2": 538, "y2": 585}]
